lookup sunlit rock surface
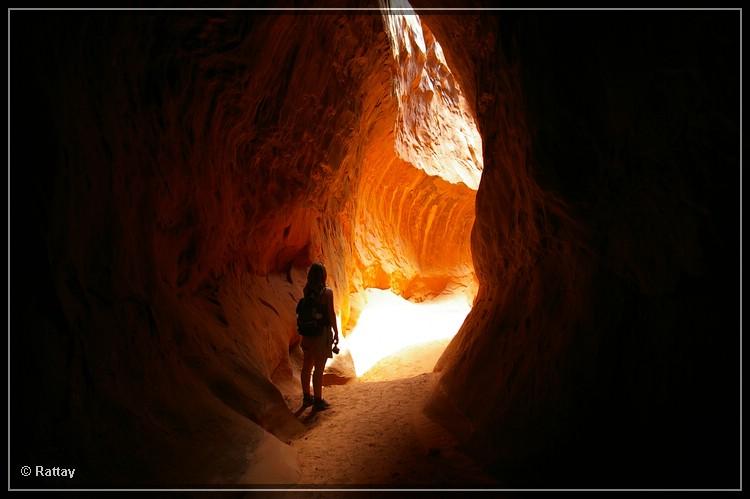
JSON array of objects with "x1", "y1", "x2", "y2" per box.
[{"x1": 383, "y1": 1, "x2": 483, "y2": 189}]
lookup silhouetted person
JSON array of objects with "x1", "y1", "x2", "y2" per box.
[{"x1": 299, "y1": 262, "x2": 339, "y2": 411}]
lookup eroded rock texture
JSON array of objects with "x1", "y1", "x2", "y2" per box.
[
  {"x1": 12, "y1": 8, "x2": 739, "y2": 489},
  {"x1": 12, "y1": 10, "x2": 477, "y2": 486},
  {"x1": 419, "y1": 10, "x2": 740, "y2": 487}
]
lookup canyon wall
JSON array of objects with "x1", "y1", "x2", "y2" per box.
[
  {"x1": 12, "y1": 9, "x2": 477, "y2": 486},
  {"x1": 420, "y1": 10, "x2": 740, "y2": 487}
]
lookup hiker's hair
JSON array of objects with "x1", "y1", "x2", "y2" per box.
[{"x1": 304, "y1": 262, "x2": 327, "y2": 297}]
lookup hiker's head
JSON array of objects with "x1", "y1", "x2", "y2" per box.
[{"x1": 306, "y1": 262, "x2": 327, "y2": 289}]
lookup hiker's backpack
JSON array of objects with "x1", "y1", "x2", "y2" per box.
[{"x1": 296, "y1": 289, "x2": 327, "y2": 337}]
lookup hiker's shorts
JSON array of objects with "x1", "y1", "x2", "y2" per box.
[{"x1": 301, "y1": 328, "x2": 333, "y2": 361}]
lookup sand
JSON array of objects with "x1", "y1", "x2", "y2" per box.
[{"x1": 285, "y1": 340, "x2": 498, "y2": 487}]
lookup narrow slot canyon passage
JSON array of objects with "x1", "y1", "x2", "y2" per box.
[
  {"x1": 286, "y1": 5, "x2": 490, "y2": 483},
  {"x1": 326, "y1": 1, "x2": 482, "y2": 384},
  {"x1": 11, "y1": 6, "x2": 740, "y2": 490}
]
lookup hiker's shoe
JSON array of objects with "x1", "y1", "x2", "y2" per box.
[
  {"x1": 313, "y1": 398, "x2": 330, "y2": 411},
  {"x1": 302, "y1": 394, "x2": 314, "y2": 406}
]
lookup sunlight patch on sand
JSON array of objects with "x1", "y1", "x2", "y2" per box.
[{"x1": 342, "y1": 288, "x2": 470, "y2": 377}]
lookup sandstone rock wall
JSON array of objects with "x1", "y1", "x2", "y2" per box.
[
  {"x1": 419, "y1": 10, "x2": 739, "y2": 487},
  {"x1": 12, "y1": 10, "x2": 478, "y2": 485}
]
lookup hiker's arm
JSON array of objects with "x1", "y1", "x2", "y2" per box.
[{"x1": 327, "y1": 289, "x2": 339, "y2": 343}]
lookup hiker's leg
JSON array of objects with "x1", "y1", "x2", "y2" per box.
[
  {"x1": 301, "y1": 350, "x2": 314, "y2": 397},
  {"x1": 312, "y1": 355, "x2": 326, "y2": 399}
]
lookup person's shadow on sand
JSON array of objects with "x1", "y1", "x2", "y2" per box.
[{"x1": 294, "y1": 401, "x2": 329, "y2": 425}]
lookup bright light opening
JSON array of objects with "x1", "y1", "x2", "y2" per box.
[{"x1": 340, "y1": 288, "x2": 471, "y2": 378}]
